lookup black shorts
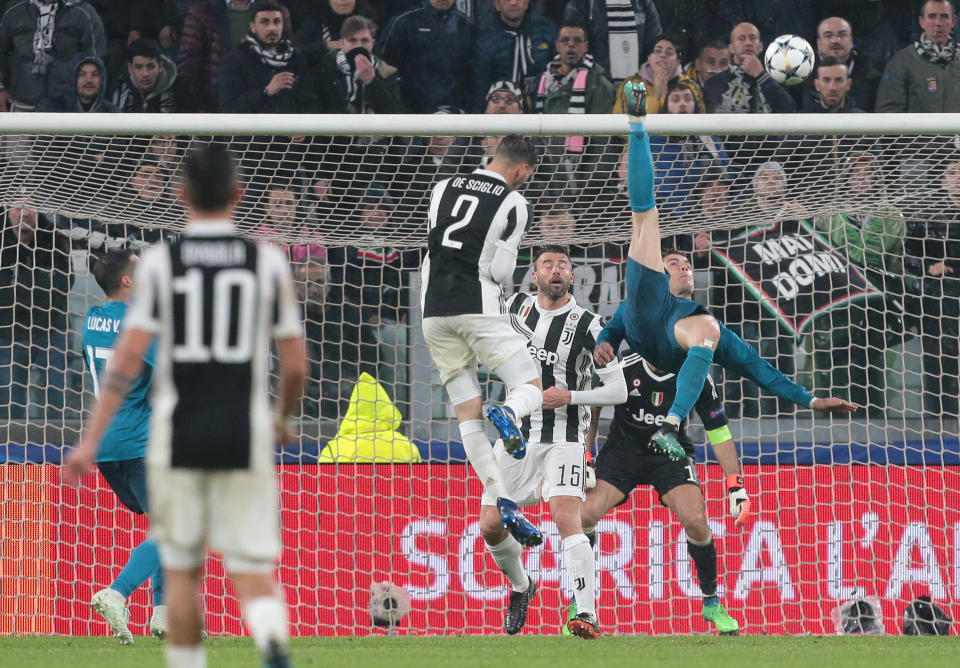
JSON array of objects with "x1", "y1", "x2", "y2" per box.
[{"x1": 593, "y1": 435, "x2": 700, "y2": 505}]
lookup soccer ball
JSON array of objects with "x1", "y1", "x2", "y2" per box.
[
  {"x1": 368, "y1": 581, "x2": 411, "y2": 628},
  {"x1": 764, "y1": 35, "x2": 815, "y2": 86}
]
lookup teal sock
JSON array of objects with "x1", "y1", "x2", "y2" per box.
[
  {"x1": 667, "y1": 346, "x2": 714, "y2": 422},
  {"x1": 627, "y1": 122, "x2": 655, "y2": 212},
  {"x1": 111, "y1": 538, "x2": 161, "y2": 600},
  {"x1": 152, "y1": 562, "x2": 165, "y2": 606},
  {"x1": 704, "y1": 596, "x2": 720, "y2": 607}
]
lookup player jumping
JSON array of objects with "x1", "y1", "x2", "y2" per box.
[
  {"x1": 576, "y1": 249, "x2": 746, "y2": 635},
  {"x1": 595, "y1": 81, "x2": 857, "y2": 462},
  {"x1": 480, "y1": 246, "x2": 627, "y2": 639},
  {"x1": 80, "y1": 249, "x2": 164, "y2": 644}
]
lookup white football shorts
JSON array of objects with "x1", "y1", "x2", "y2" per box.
[
  {"x1": 148, "y1": 467, "x2": 280, "y2": 573},
  {"x1": 480, "y1": 439, "x2": 588, "y2": 507},
  {"x1": 422, "y1": 313, "x2": 529, "y2": 385}
]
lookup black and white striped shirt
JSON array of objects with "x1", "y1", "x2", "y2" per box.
[
  {"x1": 124, "y1": 221, "x2": 302, "y2": 472},
  {"x1": 421, "y1": 169, "x2": 531, "y2": 318},
  {"x1": 507, "y1": 293, "x2": 607, "y2": 444}
]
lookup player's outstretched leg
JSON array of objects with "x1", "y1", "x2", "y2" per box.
[{"x1": 623, "y1": 81, "x2": 664, "y2": 273}]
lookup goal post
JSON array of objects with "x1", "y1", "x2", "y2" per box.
[{"x1": 0, "y1": 113, "x2": 958, "y2": 637}]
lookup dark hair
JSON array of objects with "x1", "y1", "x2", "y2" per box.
[
  {"x1": 652, "y1": 32, "x2": 685, "y2": 62},
  {"x1": 665, "y1": 80, "x2": 701, "y2": 112},
  {"x1": 251, "y1": 0, "x2": 285, "y2": 21},
  {"x1": 93, "y1": 249, "x2": 136, "y2": 297},
  {"x1": 495, "y1": 134, "x2": 538, "y2": 168},
  {"x1": 696, "y1": 36, "x2": 728, "y2": 57},
  {"x1": 697, "y1": 165, "x2": 732, "y2": 189},
  {"x1": 182, "y1": 143, "x2": 238, "y2": 212},
  {"x1": 661, "y1": 246, "x2": 690, "y2": 261},
  {"x1": 559, "y1": 20, "x2": 587, "y2": 35},
  {"x1": 126, "y1": 38, "x2": 162, "y2": 63},
  {"x1": 342, "y1": 15, "x2": 377, "y2": 38},
  {"x1": 535, "y1": 244, "x2": 571, "y2": 263},
  {"x1": 815, "y1": 57, "x2": 849, "y2": 77}
]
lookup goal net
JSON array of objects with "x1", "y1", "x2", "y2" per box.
[{"x1": 1, "y1": 113, "x2": 957, "y2": 637}]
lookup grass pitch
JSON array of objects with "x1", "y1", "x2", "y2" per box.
[{"x1": 0, "y1": 635, "x2": 957, "y2": 668}]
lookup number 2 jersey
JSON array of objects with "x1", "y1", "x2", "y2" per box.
[
  {"x1": 82, "y1": 300, "x2": 154, "y2": 462},
  {"x1": 123, "y1": 222, "x2": 302, "y2": 472},
  {"x1": 421, "y1": 168, "x2": 531, "y2": 317},
  {"x1": 608, "y1": 349, "x2": 729, "y2": 457}
]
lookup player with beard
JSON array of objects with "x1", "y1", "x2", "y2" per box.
[{"x1": 482, "y1": 246, "x2": 626, "y2": 639}]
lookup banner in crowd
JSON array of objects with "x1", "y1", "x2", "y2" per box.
[
  {"x1": 710, "y1": 220, "x2": 885, "y2": 339},
  {"x1": 4, "y1": 464, "x2": 958, "y2": 637}
]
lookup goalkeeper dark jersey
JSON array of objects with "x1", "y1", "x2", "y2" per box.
[{"x1": 607, "y1": 349, "x2": 729, "y2": 457}]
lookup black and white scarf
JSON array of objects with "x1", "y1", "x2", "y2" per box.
[
  {"x1": 243, "y1": 34, "x2": 295, "y2": 69},
  {"x1": 505, "y1": 29, "x2": 535, "y2": 83},
  {"x1": 335, "y1": 49, "x2": 380, "y2": 113},
  {"x1": 915, "y1": 33, "x2": 958, "y2": 66},
  {"x1": 31, "y1": 0, "x2": 58, "y2": 75},
  {"x1": 603, "y1": 0, "x2": 639, "y2": 81}
]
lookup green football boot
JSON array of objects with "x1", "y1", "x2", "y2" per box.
[
  {"x1": 561, "y1": 599, "x2": 578, "y2": 636},
  {"x1": 648, "y1": 423, "x2": 685, "y2": 461},
  {"x1": 703, "y1": 601, "x2": 740, "y2": 635},
  {"x1": 622, "y1": 80, "x2": 648, "y2": 119}
]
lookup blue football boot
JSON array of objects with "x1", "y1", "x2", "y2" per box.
[
  {"x1": 487, "y1": 405, "x2": 526, "y2": 460},
  {"x1": 496, "y1": 498, "x2": 543, "y2": 547}
]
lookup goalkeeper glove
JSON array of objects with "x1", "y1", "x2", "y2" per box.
[
  {"x1": 725, "y1": 474, "x2": 751, "y2": 526},
  {"x1": 585, "y1": 465, "x2": 596, "y2": 489}
]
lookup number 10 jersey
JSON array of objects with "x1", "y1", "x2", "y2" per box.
[{"x1": 421, "y1": 168, "x2": 531, "y2": 318}]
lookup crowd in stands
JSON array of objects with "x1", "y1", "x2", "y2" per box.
[{"x1": 1, "y1": 0, "x2": 960, "y2": 424}]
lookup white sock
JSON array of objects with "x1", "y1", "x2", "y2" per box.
[
  {"x1": 165, "y1": 645, "x2": 206, "y2": 668},
  {"x1": 459, "y1": 420, "x2": 509, "y2": 500},
  {"x1": 243, "y1": 596, "x2": 289, "y2": 657},
  {"x1": 502, "y1": 383, "x2": 542, "y2": 420},
  {"x1": 485, "y1": 535, "x2": 530, "y2": 592},
  {"x1": 563, "y1": 534, "x2": 596, "y2": 616}
]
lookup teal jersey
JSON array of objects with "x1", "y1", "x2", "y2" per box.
[{"x1": 82, "y1": 301, "x2": 155, "y2": 462}]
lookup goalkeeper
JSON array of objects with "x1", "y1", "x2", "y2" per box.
[
  {"x1": 594, "y1": 81, "x2": 856, "y2": 461},
  {"x1": 77, "y1": 250, "x2": 163, "y2": 644},
  {"x1": 575, "y1": 250, "x2": 745, "y2": 635}
]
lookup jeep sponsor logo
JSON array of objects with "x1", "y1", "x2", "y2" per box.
[
  {"x1": 528, "y1": 345, "x2": 559, "y2": 365},
  {"x1": 630, "y1": 407, "x2": 666, "y2": 426}
]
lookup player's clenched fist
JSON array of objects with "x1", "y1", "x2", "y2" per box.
[
  {"x1": 725, "y1": 474, "x2": 751, "y2": 527},
  {"x1": 593, "y1": 341, "x2": 616, "y2": 367}
]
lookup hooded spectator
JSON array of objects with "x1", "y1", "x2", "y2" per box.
[
  {"x1": 113, "y1": 38, "x2": 178, "y2": 113},
  {"x1": 37, "y1": 52, "x2": 117, "y2": 112}
]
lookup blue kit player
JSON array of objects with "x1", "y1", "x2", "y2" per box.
[
  {"x1": 594, "y1": 82, "x2": 857, "y2": 459},
  {"x1": 81, "y1": 249, "x2": 163, "y2": 644}
]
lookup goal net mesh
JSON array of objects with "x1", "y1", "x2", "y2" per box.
[{"x1": 1, "y1": 125, "x2": 958, "y2": 637}]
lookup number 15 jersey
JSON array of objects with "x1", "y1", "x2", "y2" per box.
[{"x1": 421, "y1": 168, "x2": 531, "y2": 318}]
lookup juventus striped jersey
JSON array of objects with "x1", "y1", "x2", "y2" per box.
[
  {"x1": 507, "y1": 293, "x2": 612, "y2": 444},
  {"x1": 123, "y1": 221, "x2": 303, "y2": 472},
  {"x1": 421, "y1": 169, "x2": 531, "y2": 317},
  {"x1": 609, "y1": 350, "x2": 728, "y2": 457}
]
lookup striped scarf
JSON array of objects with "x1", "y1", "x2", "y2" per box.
[
  {"x1": 603, "y1": 0, "x2": 639, "y2": 81},
  {"x1": 31, "y1": 0, "x2": 58, "y2": 75},
  {"x1": 915, "y1": 33, "x2": 958, "y2": 66},
  {"x1": 505, "y1": 29, "x2": 535, "y2": 83},
  {"x1": 243, "y1": 34, "x2": 295, "y2": 69},
  {"x1": 536, "y1": 54, "x2": 594, "y2": 153}
]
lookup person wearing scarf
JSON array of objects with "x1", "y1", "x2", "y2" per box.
[
  {"x1": 219, "y1": 0, "x2": 316, "y2": 113},
  {"x1": 315, "y1": 15, "x2": 405, "y2": 114},
  {"x1": 876, "y1": 0, "x2": 960, "y2": 113}
]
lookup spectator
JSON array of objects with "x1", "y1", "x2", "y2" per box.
[
  {"x1": 876, "y1": 0, "x2": 960, "y2": 113},
  {"x1": 112, "y1": 38, "x2": 177, "y2": 112},
  {"x1": 255, "y1": 184, "x2": 326, "y2": 264},
  {"x1": 904, "y1": 158, "x2": 960, "y2": 416},
  {"x1": 295, "y1": 255, "x2": 339, "y2": 418},
  {"x1": 219, "y1": 0, "x2": 316, "y2": 113},
  {"x1": 704, "y1": 22, "x2": 796, "y2": 113},
  {"x1": 293, "y1": 0, "x2": 378, "y2": 65},
  {"x1": 0, "y1": 207, "x2": 73, "y2": 420},
  {"x1": 803, "y1": 59, "x2": 863, "y2": 112},
  {"x1": 719, "y1": 0, "x2": 816, "y2": 46},
  {"x1": 613, "y1": 33, "x2": 684, "y2": 114},
  {"x1": 376, "y1": 0, "x2": 475, "y2": 112},
  {"x1": 37, "y1": 53, "x2": 118, "y2": 112},
  {"x1": 649, "y1": 80, "x2": 731, "y2": 215},
  {"x1": 805, "y1": 16, "x2": 883, "y2": 112},
  {"x1": 562, "y1": 0, "x2": 660, "y2": 83},
  {"x1": 315, "y1": 16, "x2": 404, "y2": 113},
  {"x1": 0, "y1": 0, "x2": 106, "y2": 111},
  {"x1": 177, "y1": 0, "x2": 292, "y2": 112},
  {"x1": 472, "y1": 0, "x2": 557, "y2": 111},
  {"x1": 679, "y1": 36, "x2": 729, "y2": 103},
  {"x1": 810, "y1": 153, "x2": 916, "y2": 413}
]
